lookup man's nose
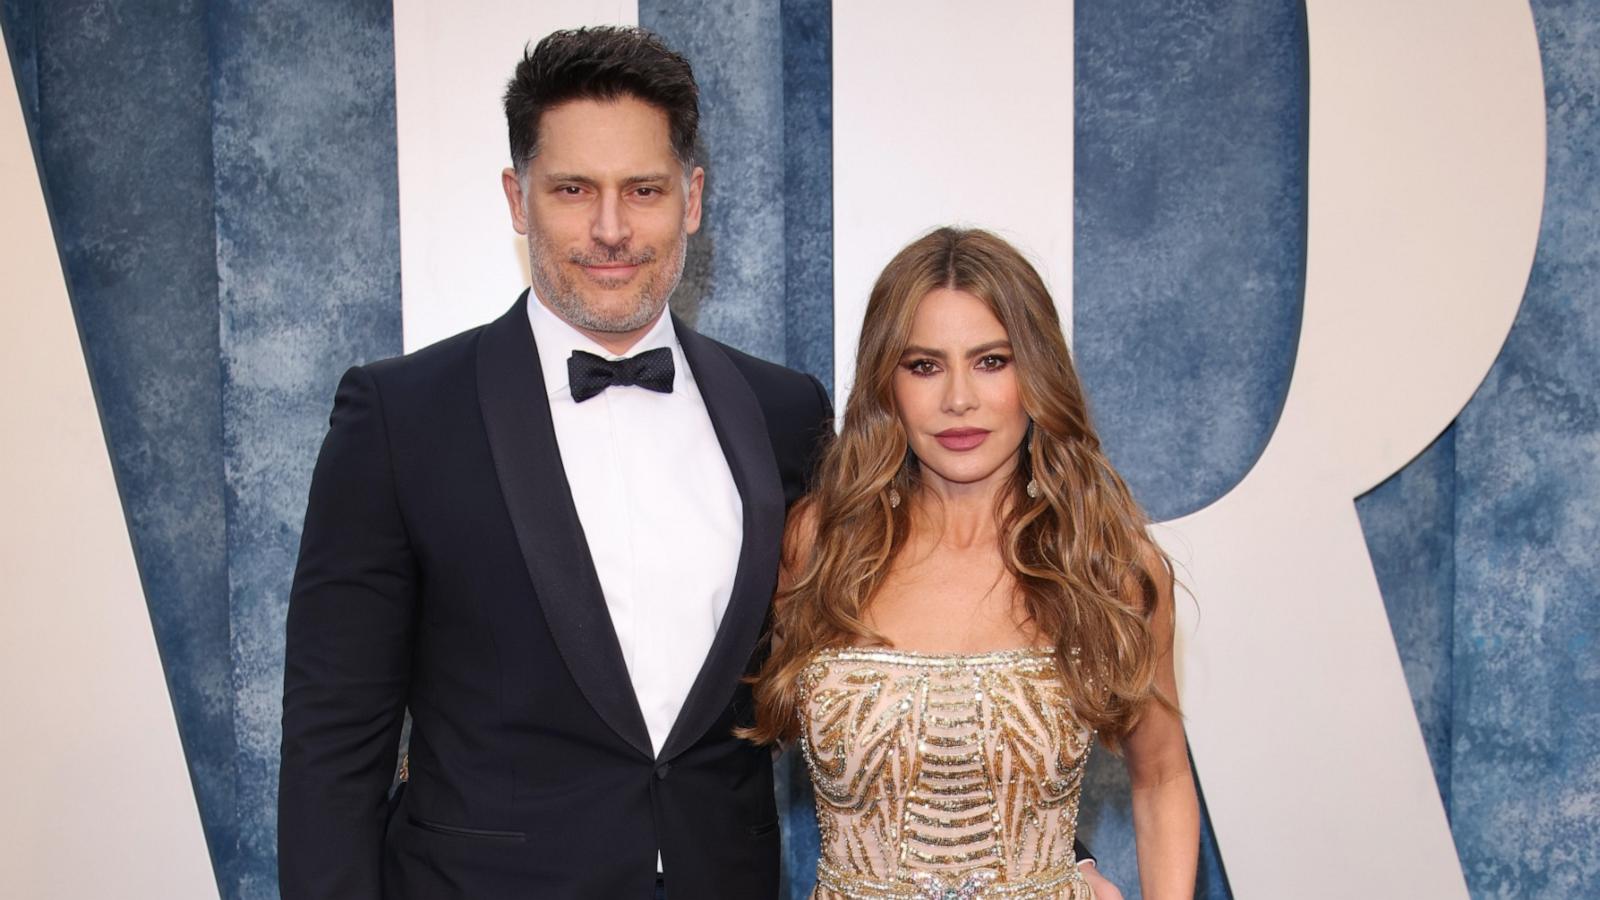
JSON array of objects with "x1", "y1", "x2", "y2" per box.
[{"x1": 591, "y1": 192, "x2": 631, "y2": 247}]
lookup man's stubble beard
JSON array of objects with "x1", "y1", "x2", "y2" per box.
[{"x1": 526, "y1": 221, "x2": 689, "y2": 335}]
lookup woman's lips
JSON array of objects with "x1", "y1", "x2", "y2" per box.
[{"x1": 934, "y1": 428, "x2": 990, "y2": 451}]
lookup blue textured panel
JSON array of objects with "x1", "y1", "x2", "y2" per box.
[
  {"x1": 639, "y1": 0, "x2": 834, "y2": 390},
  {"x1": 209, "y1": 2, "x2": 402, "y2": 896},
  {"x1": 1357, "y1": 428, "x2": 1457, "y2": 808},
  {"x1": 1074, "y1": 1, "x2": 1306, "y2": 522},
  {"x1": 3, "y1": 1, "x2": 238, "y2": 892},
  {"x1": 774, "y1": 748, "x2": 820, "y2": 898},
  {"x1": 1191, "y1": 771, "x2": 1231, "y2": 900},
  {"x1": 1074, "y1": 3, "x2": 1305, "y2": 897},
  {"x1": 1449, "y1": 2, "x2": 1600, "y2": 895},
  {"x1": 1077, "y1": 746, "x2": 1136, "y2": 888},
  {"x1": 780, "y1": 0, "x2": 833, "y2": 393},
  {"x1": 643, "y1": 0, "x2": 788, "y2": 363}
]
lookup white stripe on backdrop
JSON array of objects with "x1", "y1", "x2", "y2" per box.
[{"x1": 831, "y1": 1, "x2": 1075, "y2": 409}]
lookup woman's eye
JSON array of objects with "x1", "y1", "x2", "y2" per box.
[
  {"x1": 905, "y1": 359, "x2": 939, "y2": 376},
  {"x1": 978, "y1": 354, "x2": 1011, "y2": 371}
]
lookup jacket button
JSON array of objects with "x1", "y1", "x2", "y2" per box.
[{"x1": 655, "y1": 764, "x2": 671, "y2": 781}]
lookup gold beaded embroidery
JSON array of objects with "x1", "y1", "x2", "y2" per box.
[
  {"x1": 815, "y1": 858, "x2": 1092, "y2": 900},
  {"x1": 799, "y1": 647, "x2": 1094, "y2": 900}
]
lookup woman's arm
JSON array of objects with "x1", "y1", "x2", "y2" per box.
[{"x1": 1120, "y1": 548, "x2": 1200, "y2": 900}]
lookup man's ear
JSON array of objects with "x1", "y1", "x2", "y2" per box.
[
  {"x1": 684, "y1": 165, "x2": 705, "y2": 235},
  {"x1": 501, "y1": 167, "x2": 530, "y2": 235}
]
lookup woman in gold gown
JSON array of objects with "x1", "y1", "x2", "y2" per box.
[{"x1": 745, "y1": 228, "x2": 1199, "y2": 899}]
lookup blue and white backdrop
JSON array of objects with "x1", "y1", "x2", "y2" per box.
[{"x1": 1, "y1": 1, "x2": 1595, "y2": 898}]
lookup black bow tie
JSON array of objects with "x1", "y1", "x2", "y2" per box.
[{"x1": 567, "y1": 347, "x2": 675, "y2": 402}]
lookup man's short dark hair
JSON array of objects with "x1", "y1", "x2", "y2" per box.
[{"x1": 504, "y1": 26, "x2": 699, "y2": 175}]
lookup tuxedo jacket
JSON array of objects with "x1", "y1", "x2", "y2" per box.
[{"x1": 279, "y1": 294, "x2": 833, "y2": 899}]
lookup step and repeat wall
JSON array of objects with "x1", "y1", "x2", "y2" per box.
[{"x1": 2, "y1": 1, "x2": 1595, "y2": 898}]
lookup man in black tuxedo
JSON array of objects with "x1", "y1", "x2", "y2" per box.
[
  {"x1": 279, "y1": 26, "x2": 1115, "y2": 900},
  {"x1": 279, "y1": 26, "x2": 828, "y2": 899}
]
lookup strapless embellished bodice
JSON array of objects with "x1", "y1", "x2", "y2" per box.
[{"x1": 797, "y1": 647, "x2": 1095, "y2": 900}]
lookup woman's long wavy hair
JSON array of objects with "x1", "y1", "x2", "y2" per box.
[{"x1": 743, "y1": 227, "x2": 1175, "y2": 749}]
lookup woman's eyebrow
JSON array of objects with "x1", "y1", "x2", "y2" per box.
[
  {"x1": 963, "y1": 340, "x2": 1013, "y2": 358},
  {"x1": 899, "y1": 340, "x2": 1013, "y2": 359}
]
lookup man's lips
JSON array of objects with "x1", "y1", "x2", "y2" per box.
[
  {"x1": 580, "y1": 262, "x2": 641, "y2": 281},
  {"x1": 933, "y1": 428, "x2": 990, "y2": 451}
]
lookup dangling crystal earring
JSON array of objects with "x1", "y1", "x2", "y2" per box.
[
  {"x1": 1026, "y1": 479, "x2": 1039, "y2": 499},
  {"x1": 889, "y1": 487, "x2": 902, "y2": 509}
]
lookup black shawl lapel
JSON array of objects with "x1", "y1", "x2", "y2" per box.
[
  {"x1": 658, "y1": 316, "x2": 786, "y2": 763},
  {"x1": 476, "y1": 292, "x2": 653, "y2": 760}
]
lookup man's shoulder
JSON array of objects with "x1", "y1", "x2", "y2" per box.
[
  {"x1": 690, "y1": 333, "x2": 833, "y2": 497},
  {"x1": 701, "y1": 334, "x2": 824, "y2": 404},
  {"x1": 691, "y1": 334, "x2": 833, "y2": 469},
  {"x1": 360, "y1": 322, "x2": 487, "y2": 395}
]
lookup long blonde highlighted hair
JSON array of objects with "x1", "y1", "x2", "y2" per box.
[{"x1": 743, "y1": 227, "x2": 1174, "y2": 748}]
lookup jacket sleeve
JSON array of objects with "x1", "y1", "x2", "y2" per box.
[
  {"x1": 803, "y1": 373, "x2": 835, "y2": 492},
  {"x1": 279, "y1": 365, "x2": 417, "y2": 899}
]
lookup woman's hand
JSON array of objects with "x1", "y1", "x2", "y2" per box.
[{"x1": 1078, "y1": 859, "x2": 1124, "y2": 900}]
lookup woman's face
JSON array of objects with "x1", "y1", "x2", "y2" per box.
[{"x1": 892, "y1": 288, "x2": 1030, "y2": 492}]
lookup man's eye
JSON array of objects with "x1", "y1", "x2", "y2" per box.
[
  {"x1": 557, "y1": 185, "x2": 584, "y2": 196},
  {"x1": 634, "y1": 186, "x2": 661, "y2": 198}
]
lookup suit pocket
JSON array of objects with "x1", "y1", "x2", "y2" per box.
[
  {"x1": 408, "y1": 814, "x2": 526, "y2": 842},
  {"x1": 747, "y1": 818, "x2": 780, "y2": 838}
]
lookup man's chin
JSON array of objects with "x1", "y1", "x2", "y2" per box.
[
  {"x1": 569, "y1": 296, "x2": 665, "y2": 334},
  {"x1": 581, "y1": 273, "x2": 639, "y2": 291}
]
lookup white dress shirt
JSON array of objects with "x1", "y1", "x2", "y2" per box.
[{"x1": 526, "y1": 296, "x2": 743, "y2": 759}]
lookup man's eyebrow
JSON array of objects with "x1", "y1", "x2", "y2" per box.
[
  {"x1": 538, "y1": 173, "x2": 673, "y2": 187},
  {"x1": 540, "y1": 172, "x2": 598, "y2": 186}
]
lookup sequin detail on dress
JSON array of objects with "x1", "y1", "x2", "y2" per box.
[{"x1": 799, "y1": 647, "x2": 1095, "y2": 900}]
